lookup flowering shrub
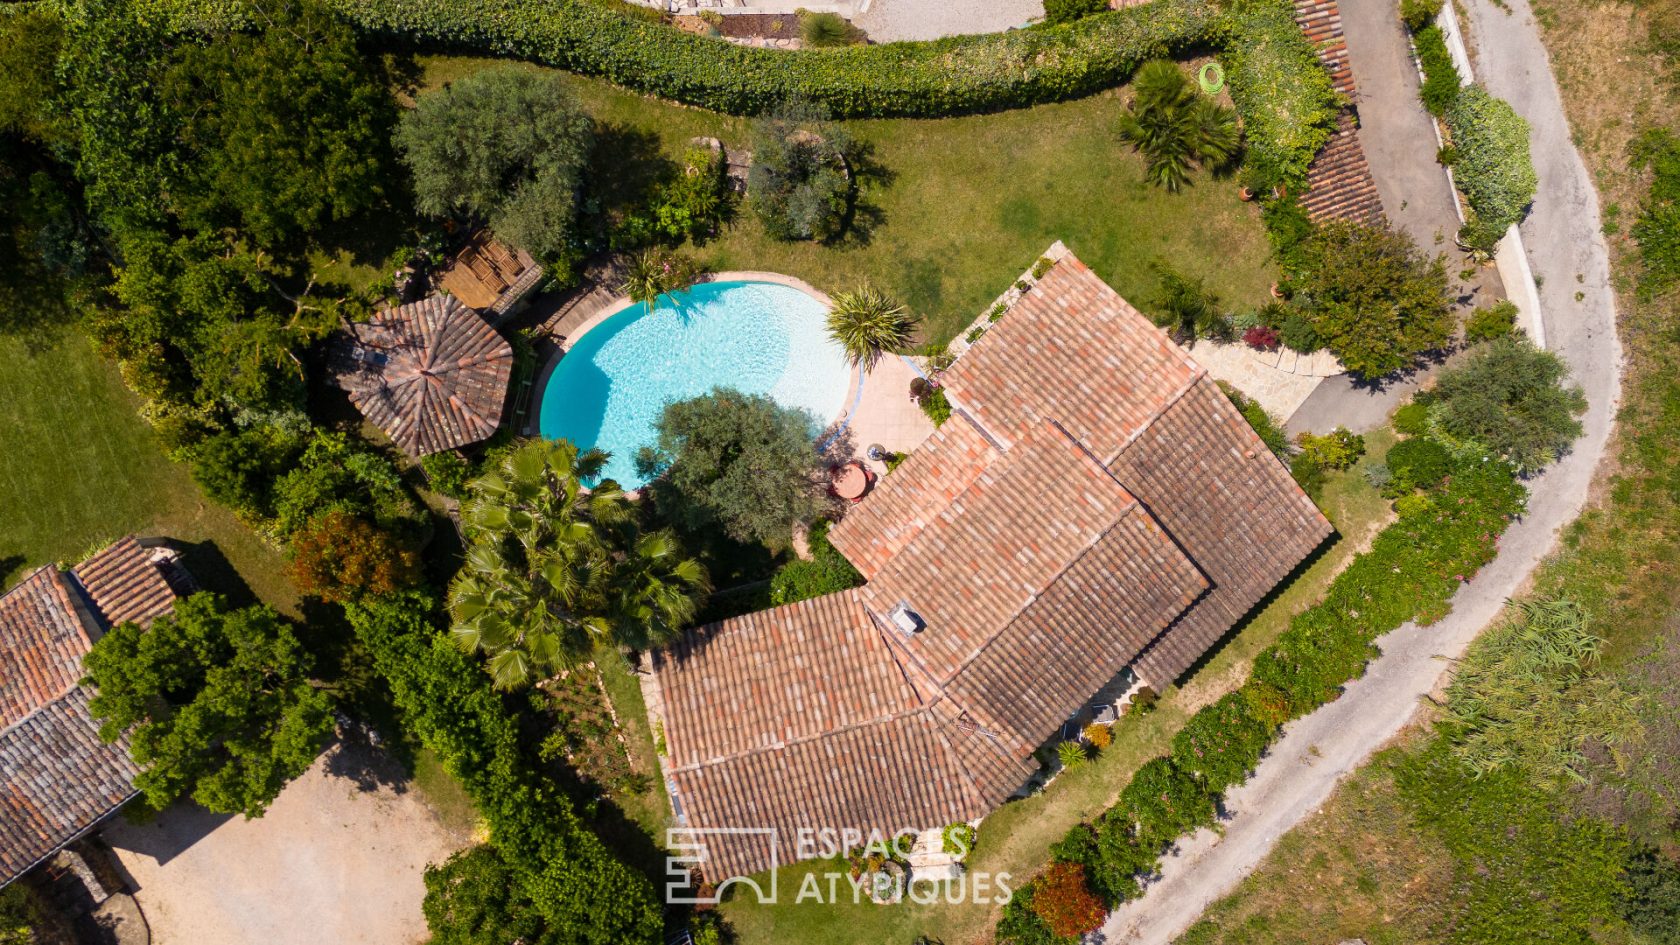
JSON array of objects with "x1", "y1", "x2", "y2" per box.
[
  {"x1": 1030, "y1": 863, "x2": 1107, "y2": 938},
  {"x1": 1243, "y1": 325, "x2": 1281, "y2": 349}
]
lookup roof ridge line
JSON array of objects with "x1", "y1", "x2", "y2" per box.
[
  {"x1": 665, "y1": 702, "x2": 938, "y2": 774},
  {"x1": 1104, "y1": 366, "x2": 1207, "y2": 467}
]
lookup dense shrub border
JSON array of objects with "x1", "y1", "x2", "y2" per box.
[
  {"x1": 345, "y1": 594, "x2": 664, "y2": 944},
  {"x1": 129, "y1": 0, "x2": 1223, "y2": 117},
  {"x1": 1446, "y1": 85, "x2": 1537, "y2": 246},
  {"x1": 1222, "y1": 0, "x2": 1342, "y2": 189},
  {"x1": 998, "y1": 450, "x2": 1527, "y2": 942}
]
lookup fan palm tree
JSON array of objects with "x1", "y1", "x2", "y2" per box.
[
  {"x1": 448, "y1": 440, "x2": 708, "y2": 689},
  {"x1": 826, "y1": 285, "x2": 918, "y2": 371},
  {"x1": 1118, "y1": 60, "x2": 1242, "y2": 192},
  {"x1": 1150, "y1": 260, "x2": 1231, "y2": 345}
]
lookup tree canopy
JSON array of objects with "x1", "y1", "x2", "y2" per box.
[
  {"x1": 82, "y1": 593, "x2": 335, "y2": 817},
  {"x1": 637, "y1": 388, "x2": 831, "y2": 546},
  {"x1": 449, "y1": 440, "x2": 707, "y2": 689},
  {"x1": 1293, "y1": 220, "x2": 1453, "y2": 377},
  {"x1": 1428, "y1": 334, "x2": 1587, "y2": 474},
  {"x1": 397, "y1": 66, "x2": 593, "y2": 266},
  {"x1": 161, "y1": 0, "x2": 400, "y2": 248},
  {"x1": 747, "y1": 99, "x2": 855, "y2": 242}
]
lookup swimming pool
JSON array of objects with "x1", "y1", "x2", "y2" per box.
[{"x1": 539, "y1": 280, "x2": 855, "y2": 489}]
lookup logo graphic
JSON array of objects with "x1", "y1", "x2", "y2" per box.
[{"x1": 665, "y1": 827, "x2": 778, "y2": 905}]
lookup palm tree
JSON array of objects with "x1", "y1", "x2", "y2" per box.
[
  {"x1": 826, "y1": 285, "x2": 918, "y2": 371},
  {"x1": 1118, "y1": 60, "x2": 1242, "y2": 192},
  {"x1": 621, "y1": 248, "x2": 698, "y2": 314},
  {"x1": 1151, "y1": 261, "x2": 1231, "y2": 345},
  {"x1": 448, "y1": 440, "x2": 708, "y2": 689}
]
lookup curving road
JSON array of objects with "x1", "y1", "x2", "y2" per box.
[{"x1": 1099, "y1": 0, "x2": 1623, "y2": 940}]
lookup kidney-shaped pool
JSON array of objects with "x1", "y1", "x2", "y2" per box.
[{"x1": 538, "y1": 280, "x2": 855, "y2": 489}]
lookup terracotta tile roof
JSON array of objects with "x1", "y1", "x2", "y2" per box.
[
  {"x1": 1292, "y1": 0, "x2": 1386, "y2": 225},
  {"x1": 1111, "y1": 378, "x2": 1334, "y2": 683},
  {"x1": 1301, "y1": 111, "x2": 1386, "y2": 225},
  {"x1": 649, "y1": 252, "x2": 1329, "y2": 880},
  {"x1": 74, "y1": 537, "x2": 181, "y2": 630},
  {"x1": 1294, "y1": 0, "x2": 1356, "y2": 99},
  {"x1": 330, "y1": 295, "x2": 515, "y2": 456},
  {"x1": 0, "y1": 568, "x2": 91, "y2": 731},
  {"x1": 436, "y1": 231, "x2": 544, "y2": 319},
  {"x1": 0, "y1": 689, "x2": 137, "y2": 884},
  {"x1": 0, "y1": 538, "x2": 185, "y2": 887},
  {"x1": 936, "y1": 258, "x2": 1200, "y2": 462},
  {"x1": 828, "y1": 415, "x2": 998, "y2": 579}
]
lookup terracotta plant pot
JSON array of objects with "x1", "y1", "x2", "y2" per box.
[
  {"x1": 1269, "y1": 282, "x2": 1285, "y2": 299},
  {"x1": 1239, "y1": 186, "x2": 1256, "y2": 202}
]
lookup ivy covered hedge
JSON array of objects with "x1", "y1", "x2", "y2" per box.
[
  {"x1": 999, "y1": 449, "x2": 1527, "y2": 943},
  {"x1": 1222, "y1": 0, "x2": 1342, "y2": 189},
  {"x1": 345, "y1": 594, "x2": 664, "y2": 945},
  {"x1": 1447, "y1": 85, "x2": 1537, "y2": 248},
  {"x1": 127, "y1": 0, "x2": 1222, "y2": 117}
]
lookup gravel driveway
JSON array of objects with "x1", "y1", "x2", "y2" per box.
[
  {"x1": 854, "y1": 0, "x2": 1043, "y2": 42},
  {"x1": 1099, "y1": 0, "x2": 1623, "y2": 939},
  {"x1": 104, "y1": 742, "x2": 471, "y2": 945}
]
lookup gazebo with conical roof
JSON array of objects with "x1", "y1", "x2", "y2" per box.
[{"x1": 329, "y1": 295, "x2": 515, "y2": 456}]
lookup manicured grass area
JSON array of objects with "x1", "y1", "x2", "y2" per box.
[
  {"x1": 716, "y1": 432, "x2": 1396, "y2": 945},
  {"x1": 418, "y1": 56, "x2": 1277, "y2": 346},
  {"x1": 0, "y1": 328, "x2": 296, "y2": 611}
]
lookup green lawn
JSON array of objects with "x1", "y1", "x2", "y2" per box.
[
  {"x1": 418, "y1": 56, "x2": 1277, "y2": 346},
  {"x1": 0, "y1": 328, "x2": 297, "y2": 611},
  {"x1": 717, "y1": 432, "x2": 1397, "y2": 945}
]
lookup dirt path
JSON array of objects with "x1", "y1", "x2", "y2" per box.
[
  {"x1": 105, "y1": 742, "x2": 472, "y2": 945},
  {"x1": 1099, "y1": 0, "x2": 1623, "y2": 939}
]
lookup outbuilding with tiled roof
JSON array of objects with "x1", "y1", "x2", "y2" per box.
[
  {"x1": 329, "y1": 295, "x2": 515, "y2": 457},
  {"x1": 645, "y1": 251, "x2": 1332, "y2": 880},
  {"x1": 0, "y1": 537, "x2": 188, "y2": 888}
]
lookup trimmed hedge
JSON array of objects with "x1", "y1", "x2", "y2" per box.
[
  {"x1": 1412, "y1": 24, "x2": 1460, "y2": 117},
  {"x1": 345, "y1": 594, "x2": 663, "y2": 944},
  {"x1": 1447, "y1": 85, "x2": 1538, "y2": 243},
  {"x1": 1222, "y1": 0, "x2": 1342, "y2": 188},
  {"x1": 128, "y1": 0, "x2": 1223, "y2": 117},
  {"x1": 1004, "y1": 449, "x2": 1527, "y2": 939}
]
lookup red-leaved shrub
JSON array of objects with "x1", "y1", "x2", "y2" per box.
[
  {"x1": 1243, "y1": 325, "x2": 1281, "y2": 349},
  {"x1": 1030, "y1": 862, "x2": 1106, "y2": 937}
]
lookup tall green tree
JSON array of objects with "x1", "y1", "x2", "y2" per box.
[
  {"x1": 637, "y1": 388, "x2": 831, "y2": 546},
  {"x1": 1293, "y1": 220, "x2": 1453, "y2": 377},
  {"x1": 826, "y1": 284, "x2": 918, "y2": 370},
  {"x1": 449, "y1": 440, "x2": 707, "y2": 689},
  {"x1": 747, "y1": 99, "x2": 856, "y2": 242},
  {"x1": 397, "y1": 67, "x2": 593, "y2": 267},
  {"x1": 1117, "y1": 60, "x2": 1240, "y2": 192},
  {"x1": 163, "y1": 0, "x2": 399, "y2": 249},
  {"x1": 82, "y1": 593, "x2": 335, "y2": 817},
  {"x1": 1429, "y1": 335, "x2": 1588, "y2": 475}
]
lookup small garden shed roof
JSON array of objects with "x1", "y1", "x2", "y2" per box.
[{"x1": 330, "y1": 295, "x2": 515, "y2": 457}]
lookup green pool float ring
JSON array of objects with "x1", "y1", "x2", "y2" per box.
[{"x1": 1199, "y1": 62, "x2": 1225, "y2": 95}]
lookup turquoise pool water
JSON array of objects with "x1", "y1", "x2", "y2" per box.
[{"x1": 539, "y1": 280, "x2": 854, "y2": 488}]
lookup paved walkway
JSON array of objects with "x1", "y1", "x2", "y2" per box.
[{"x1": 1099, "y1": 0, "x2": 1622, "y2": 940}]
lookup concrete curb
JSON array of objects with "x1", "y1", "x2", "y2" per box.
[{"x1": 1437, "y1": 0, "x2": 1548, "y2": 347}]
